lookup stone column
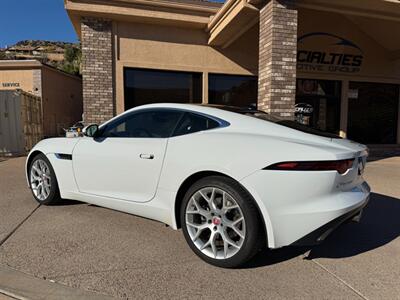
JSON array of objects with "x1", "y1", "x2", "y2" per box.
[
  {"x1": 258, "y1": 0, "x2": 298, "y2": 119},
  {"x1": 81, "y1": 17, "x2": 114, "y2": 124}
]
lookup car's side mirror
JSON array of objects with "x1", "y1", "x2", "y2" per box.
[{"x1": 83, "y1": 124, "x2": 99, "y2": 138}]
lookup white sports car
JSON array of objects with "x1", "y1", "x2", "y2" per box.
[{"x1": 26, "y1": 103, "x2": 370, "y2": 267}]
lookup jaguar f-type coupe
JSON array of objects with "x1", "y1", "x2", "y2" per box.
[{"x1": 26, "y1": 104, "x2": 370, "y2": 267}]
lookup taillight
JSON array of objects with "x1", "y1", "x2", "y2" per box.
[{"x1": 264, "y1": 159, "x2": 354, "y2": 174}]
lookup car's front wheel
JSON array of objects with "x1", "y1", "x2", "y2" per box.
[
  {"x1": 181, "y1": 176, "x2": 264, "y2": 268},
  {"x1": 29, "y1": 153, "x2": 61, "y2": 205}
]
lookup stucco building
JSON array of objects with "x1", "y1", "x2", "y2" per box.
[
  {"x1": 0, "y1": 60, "x2": 83, "y2": 137},
  {"x1": 65, "y1": 0, "x2": 400, "y2": 145}
]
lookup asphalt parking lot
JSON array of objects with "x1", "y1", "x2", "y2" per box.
[{"x1": 0, "y1": 157, "x2": 399, "y2": 299}]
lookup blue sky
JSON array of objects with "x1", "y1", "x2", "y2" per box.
[
  {"x1": 0, "y1": 0, "x2": 78, "y2": 48},
  {"x1": 0, "y1": 0, "x2": 226, "y2": 48}
]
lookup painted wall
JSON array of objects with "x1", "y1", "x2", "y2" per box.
[
  {"x1": 41, "y1": 67, "x2": 83, "y2": 137},
  {"x1": 114, "y1": 21, "x2": 259, "y2": 113},
  {"x1": 0, "y1": 69, "x2": 37, "y2": 94}
]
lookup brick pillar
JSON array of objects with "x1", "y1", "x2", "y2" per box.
[
  {"x1": 258, "y1": 0, "x2": 298, "y2": 119},
  {"x1": 81, "y1": 17, "x2": 114, "y2": 125}
]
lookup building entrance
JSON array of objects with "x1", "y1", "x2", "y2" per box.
[
  {"x1": 295, "y1": 79, "x2": 342, "y2": 135},
  {"x1": 348, "y1": 82, "x2": 399, "y2": 144}
]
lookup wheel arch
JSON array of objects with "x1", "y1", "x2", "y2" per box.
[
  {"x1": 174, "y1": 170, "x2": 269, "y2": 246},
  {"x1": 25, "y1": 150, "x2": 45, "y2": 187}
]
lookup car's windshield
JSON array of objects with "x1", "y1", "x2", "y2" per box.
[{"x1": 203, "y1": 104, "x2": 342, "y2": 139}]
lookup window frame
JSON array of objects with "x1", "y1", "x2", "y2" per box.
[
  {"x1": 171, "y1": 112, "x2": 224, "y2": 137},
  {"x1": 98, "y1": 108, "x2": 230, "y2": 139},
  {"x1": 123, "y1": 67, "x2": 203, "y2": 110}
]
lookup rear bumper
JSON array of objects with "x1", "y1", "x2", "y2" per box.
[
  {"x1": 240, "y1": 169, "x2": 371, "y2": 248},
  {"x1": 291, "y1": 196, "x2": 369, "y2": 246}
]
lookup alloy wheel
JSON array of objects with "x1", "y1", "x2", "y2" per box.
[
  {"x1": 185, "y1": 187, "x2": 246, "y2": 259},
  {"x1": 30, "y1": 159, "x2": 52, "y2": 201}
]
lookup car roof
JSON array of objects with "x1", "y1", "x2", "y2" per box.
[
  {"x1": 197, "y1": 103, "x2": 284, "y2": 122},
  {"x1": 123, "y1": 103, "x2": 260, "y2": 119},
  {"x1": 198, "y1": 104, "x2": 259, "y2": 114}
]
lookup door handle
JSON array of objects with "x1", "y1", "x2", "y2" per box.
[{"x1": 140, "y1": 153, "x2": 154, "y2": 159}]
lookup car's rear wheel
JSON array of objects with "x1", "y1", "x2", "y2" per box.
[
  {"x1": 29, "y1": 154, "x2": 60, "y2": 205},
  {"x1": 181, "y1": 176, "x2": 264, "y2": 268}
]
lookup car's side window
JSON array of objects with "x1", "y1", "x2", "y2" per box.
[
  {"x1": 100, "y1": 110, "x2": 183, "y2": 138},
  {"x1": 172, "y1": 113, "x2": 220, "y2": 137}
]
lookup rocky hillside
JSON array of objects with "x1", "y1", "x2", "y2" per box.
[
  {"x1": 13, "y1": 40, "x2": 77, "y2": 48},
  {"x1": 0, "y1": 40, "x2": 81, "y2": 76}
]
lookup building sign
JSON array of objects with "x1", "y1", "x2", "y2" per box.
[
  {"x1": 2, "y1": 82, "x2": 20, "y2": 88},
  {"x1": 297, "y1": 32, "x2": 364, "y2": 73}
]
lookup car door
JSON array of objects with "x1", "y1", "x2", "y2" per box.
[{"x1": 72, "y1": 109, "x2": 183, "y2": 203}]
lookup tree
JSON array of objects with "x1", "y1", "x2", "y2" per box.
[
  {"x1": 37, "y1": 53, "x2": 49, "y2": 65},
  {"x1": 0, "y1": 51, "x2": 6, "y2": 60},
  {"x1": 61, "y1": 45, "x2": 82, "y2": 76}
]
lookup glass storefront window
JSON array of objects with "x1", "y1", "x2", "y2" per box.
[
  {"x1": 295, "y1": 79, "x2": 342, "y2": 134},
  {"x1": 124, "y1": 68, "x2": 202, "y2": 110},
  {"x1": 347, "y1": 82, "x2": 399, "y2": 144},
  {"x1": 208, "y1": 74, "x2": 258, "y2": 108}
]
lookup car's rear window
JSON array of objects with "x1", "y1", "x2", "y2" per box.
[
  {"x1": 203, "y1": 105, "x2": 342, "y2": 139},
  {"x1": 247, "y1": 111, "x2": 342, "y2": 139},
  {"x1": 173, "y1": 113, "x2": 220, "y2": 137}
]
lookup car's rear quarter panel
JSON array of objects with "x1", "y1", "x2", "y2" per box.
[
  {"x1": 159, "y1": 131, "x2": 352, "y2": 191},
  {"x1": 160, "y1": 129, "x2": 369, "y2": 248}
]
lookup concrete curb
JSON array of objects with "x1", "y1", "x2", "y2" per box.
[{"x1": 0, "y1": 265, "x2": 114, "y2": 300}]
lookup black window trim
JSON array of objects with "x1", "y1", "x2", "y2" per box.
[{"x1": 98, "y1": 107, "x2": 230, "y2": 139}]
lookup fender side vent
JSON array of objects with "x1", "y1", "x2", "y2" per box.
[{"x1": 55, "y1": 153, "x2": 72, "y2": 160}]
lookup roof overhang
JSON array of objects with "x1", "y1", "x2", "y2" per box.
[
  {"x1": 65, "y1": 0, "x2": 262, "y2": 48},
  {"x1": 65, "y1": 0, "x2": 222, "y2": 36},
  {"x1": 207, "y1": 0, "x2": 262, "y2": 48},
  {"x1": 0, "y1": 60, "x2": 42, "y2": 70},
  {"x1": 297, "y1": 0, "x2": 400, "y2": 22},
  {"x1": 0, "y1": 60, "x2": 82, "y2": 79}
]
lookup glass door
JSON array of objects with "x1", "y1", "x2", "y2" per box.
[
  {"x1": 295, "y1": 79, "x2": 342, "y2": 134},
  {"x1": 347, "y1": 82, "x2": 399, "y2": 144}
]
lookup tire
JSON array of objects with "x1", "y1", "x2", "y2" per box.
[
  {"x1": 180, "y1": 176, "x2": 265, "y2": 268},
  {"x1": 28, "y1": 153, "x2": 61, "y2": 205}
]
